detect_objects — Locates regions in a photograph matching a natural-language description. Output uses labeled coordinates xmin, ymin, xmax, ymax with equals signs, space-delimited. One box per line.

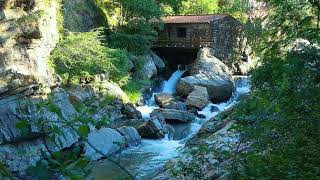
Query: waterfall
xmin=136 ymin=69 xmax=185 ymax=118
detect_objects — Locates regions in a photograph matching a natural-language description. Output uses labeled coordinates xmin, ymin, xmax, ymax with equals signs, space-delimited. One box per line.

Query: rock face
xmin=133 ymin=52 xmax=166 ymax=79
xmin=62 ymin=0 xmax=105 ymax=32
xmin=0 ymin=88 xmax=79 ymax=172
xmin=185 ymin=85 xmax=210 ymax=110
xmin=116 ymin=126 xmax=142 ymax=146
xmin=0 ymin=0 xmax=59 ymax=96
xmin=150 ymin=109 xmax=195 ymax=123
xmin=177 ymin=48 xmax=234 ymax=103
xmin=137 ymin=116 xmax=167 ymax=139
xmin=84 ymin=128 xmax=125 ymax=161
xmin=154 ymin=93 xmax=174 ymax=107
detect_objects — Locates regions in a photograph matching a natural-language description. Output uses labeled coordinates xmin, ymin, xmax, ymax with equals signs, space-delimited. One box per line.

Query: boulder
xmin=163 ymin=101 xmax=187 ymax=111
xmin=185 ymin=85 xmax=210 ymax=110
xmin=150 ymin=109 xmax=195 ymax=123
xmin=116 ymin=126 xmax=142 ymax=146
xmin=137 ymin=116 xmax=167 ymax=139
xmin=121 ymin=103 xmax=142 ymax=119
xmin=69 ymin=85 xmax=96 ymax=103
xmin=139 ymin=55 xmax=158 ymax=79
xmin=151 ymin=52 xmax=165 ymax=69
xmin=84 ymin=128 xmax=125 ymax=161
xmin=154 ymin=93 xmax=175 ymax=107
xmin=177 ymin=48 xmax=234 ymax=103
xmin=99 ymin=82 xmax=130 ymax=103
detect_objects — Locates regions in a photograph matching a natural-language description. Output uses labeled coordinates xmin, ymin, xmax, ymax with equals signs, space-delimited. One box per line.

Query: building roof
xmin=163 ymin=14 xmax=228 ymax=24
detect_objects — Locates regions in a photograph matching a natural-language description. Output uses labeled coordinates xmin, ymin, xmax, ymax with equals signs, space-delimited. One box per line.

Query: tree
xmin=178 ymin=0 xmax=220 ymax=15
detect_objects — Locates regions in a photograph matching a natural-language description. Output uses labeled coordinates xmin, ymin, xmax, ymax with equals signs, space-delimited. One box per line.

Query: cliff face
xmin=0 ymin=0 xmax=70 ymax=173
xmin=0 ymin=0 xmax=59 ymax=99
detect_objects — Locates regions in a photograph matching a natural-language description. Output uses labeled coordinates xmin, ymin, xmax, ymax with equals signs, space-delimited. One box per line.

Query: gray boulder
xmin=154 ymin=93 xmax=175 ymax=107
xmin=151 ymin=52 xmax=165 ymax=69
xmin=121 ymin=103 xmax=142 ymax=119
xmin=141 ymin=55 xmax=158 ymax=79
xmin=163 ymin=101 xmax=187 ymax=111
xmin=116 ymin=126 xmax=142 ymax=146
xmin=137 ymin=116 xmax=167 ymax=139
xmin=150 ymin=109 xmax=196 ymax=123
xmin=185 ymin=85 xmax=210 ymax=110
xmin=177 ymin=48 xmax=234 ymax=103
xmin=69 ymin=85 xmax=96 ymax=103
xmin=84 ymin=128 xmax=125 ymax=161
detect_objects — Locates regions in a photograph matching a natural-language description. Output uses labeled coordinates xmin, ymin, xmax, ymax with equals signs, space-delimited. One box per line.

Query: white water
xmin=93 ymin=71 xmax=250 ymax=180
xmin=136 ymin=70 xmax=185 ymax=118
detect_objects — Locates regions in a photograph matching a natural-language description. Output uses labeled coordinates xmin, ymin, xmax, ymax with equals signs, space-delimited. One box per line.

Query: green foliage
xmin=0 ymin=162 xmax=12 ymax=180
xmin=179 ymin=0 xmax=220 ymax=15
xmin=229 ymin=0 xmax=320 ymax=179
xmin=28 ymin=148 xmax=91 ymax=180
xmin=96 ymin=0 xmax=167 ymax=54
xmin=50 ymin=28 xmax=131 ymax=86
xmin=123 ymin=79 xmax=151 ymax=103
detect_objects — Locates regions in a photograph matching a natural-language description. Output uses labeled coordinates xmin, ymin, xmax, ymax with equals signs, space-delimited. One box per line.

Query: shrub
xmin=49 ymin=28 xmax=131 ymax=85
xmin=123 ymin=79 xmax=151 ymax=103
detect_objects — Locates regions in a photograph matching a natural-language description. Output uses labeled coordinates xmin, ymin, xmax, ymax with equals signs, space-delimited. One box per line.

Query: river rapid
xmin=92 ymin=70 xmax=250 ymax=180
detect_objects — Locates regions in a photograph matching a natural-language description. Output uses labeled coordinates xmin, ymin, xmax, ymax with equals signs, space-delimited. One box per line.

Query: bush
xmin=123 ymin=79 xmax=151 ymax=103
xmin=49 ymin=28 xmax=131 ymax=85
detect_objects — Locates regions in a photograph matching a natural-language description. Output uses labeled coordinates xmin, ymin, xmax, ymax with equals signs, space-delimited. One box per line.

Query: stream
xmin=92 ymin=70 xmax=250 ymax=180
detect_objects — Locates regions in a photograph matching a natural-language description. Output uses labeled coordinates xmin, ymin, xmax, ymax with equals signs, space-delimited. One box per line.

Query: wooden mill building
xmin=153 ymin=14 xmax=241 ymax=49
xmin=152 ymin=14 xmax=244 ymax=65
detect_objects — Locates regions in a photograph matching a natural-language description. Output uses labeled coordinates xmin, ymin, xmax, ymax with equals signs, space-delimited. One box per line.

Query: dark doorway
xmin=177 ymin=27 xmax=187 ymax=38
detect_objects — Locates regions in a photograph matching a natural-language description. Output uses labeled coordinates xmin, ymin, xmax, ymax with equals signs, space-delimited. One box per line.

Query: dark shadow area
xmin=152 ymin=47 xmax=199 ymax=68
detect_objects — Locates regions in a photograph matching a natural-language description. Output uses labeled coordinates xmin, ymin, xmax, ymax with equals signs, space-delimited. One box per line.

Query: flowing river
xmin=92 ymin=70 xmax=250 ymax=180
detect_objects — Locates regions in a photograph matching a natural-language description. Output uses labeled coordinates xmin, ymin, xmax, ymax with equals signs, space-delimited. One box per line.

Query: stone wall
xmin=210 ymin=16 xmax=250 ymax=74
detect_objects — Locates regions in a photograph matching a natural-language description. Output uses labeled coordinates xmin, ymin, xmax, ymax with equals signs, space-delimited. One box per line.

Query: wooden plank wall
xmin=153 ymin=23 xmax=214 ymax=48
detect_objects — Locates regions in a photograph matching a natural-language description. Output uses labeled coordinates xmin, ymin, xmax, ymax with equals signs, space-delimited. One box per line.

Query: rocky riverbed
xmin=91 ymin=48 xmax=251 ymax=180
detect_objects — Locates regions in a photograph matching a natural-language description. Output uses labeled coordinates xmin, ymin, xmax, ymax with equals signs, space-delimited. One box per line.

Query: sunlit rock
xmin=177 ymin=48 xmax=234 ymax=103
xmin=117 ymin=126 xmax=142 ymax=146
xmin=84 ymin=128 xmax=125 ymax=161
xmin=185 ymin=85 xmax=210 ymax=110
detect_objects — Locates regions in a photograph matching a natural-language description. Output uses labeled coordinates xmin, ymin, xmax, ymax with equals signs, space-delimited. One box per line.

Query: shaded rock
xmin=151 ymin=52 xmax=165 ymax=69
xmin=177 ymin=48 xmax=234 ymax=103
xmin=112 ymin=119 xmax=145 ymax=130
xmin=121 ymin=103 xmax=142 ymax=119
xmin=163 ymin=101 xmax=187 ymax=111
xmin=154 ymin=93 xmax=174 ymax=107
xmin=185 ymin=85 xmax=209 ymax=110
xmin=151 ymin=109 xmax=195 ymax=123
xmin=116 ymin=126 xmax=141 ymax=146
xmin=84 ymin=128 xmax=125 ymax=161
xmin=139 ymin=55 xmax=158 ymax=79
xmin=211 ymin=105 xmax=220 ymax=112
xmin=69 ymin=85 xmax=96 ymax=103
xmin=137 ymin=116 xmax=167 ymax=139
xmin=0 ymin=88 xmax=79 ymax=172
xmin=188 ymin=107 xmax=206 ymax=119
